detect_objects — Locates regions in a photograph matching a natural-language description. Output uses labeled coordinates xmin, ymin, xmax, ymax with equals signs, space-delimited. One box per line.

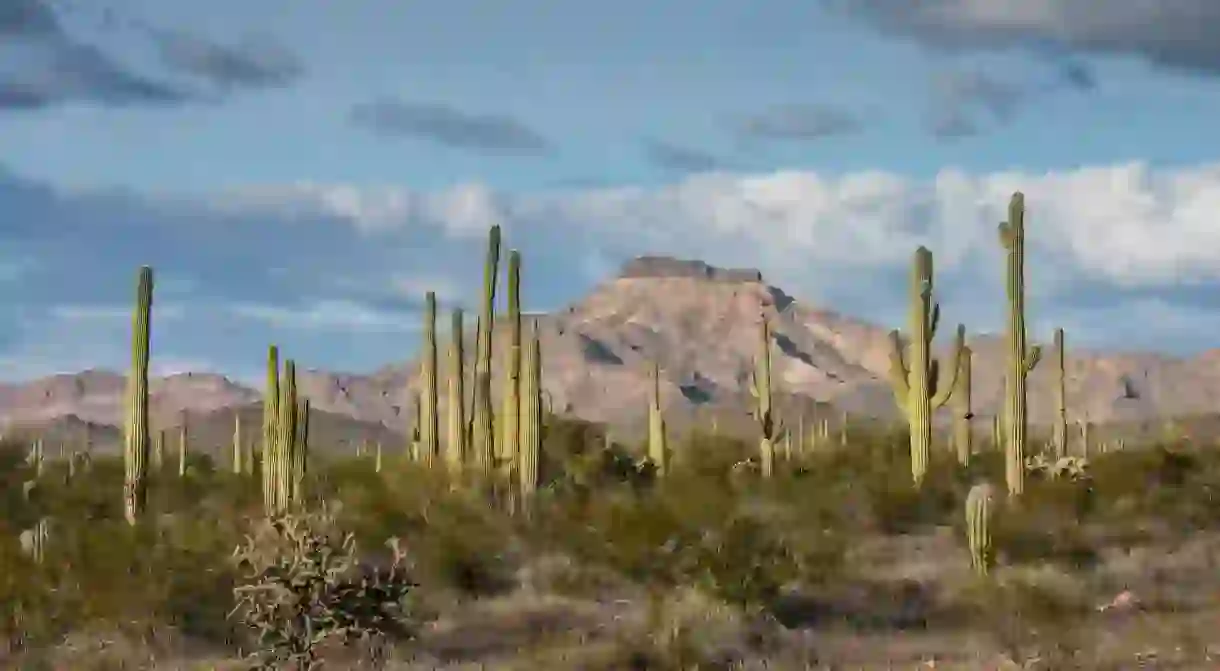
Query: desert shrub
xmin=230 ymin=510 xmax=418 ymax=670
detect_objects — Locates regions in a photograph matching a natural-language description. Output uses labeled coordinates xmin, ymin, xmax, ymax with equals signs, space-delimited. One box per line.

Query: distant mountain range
xmin=3 ymin=256 xmax=1217 ymax=456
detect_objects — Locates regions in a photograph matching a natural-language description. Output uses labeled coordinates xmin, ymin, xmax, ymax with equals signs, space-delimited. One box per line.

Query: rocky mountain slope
xmin=3 ymin=256 xmax=1218 ymax=454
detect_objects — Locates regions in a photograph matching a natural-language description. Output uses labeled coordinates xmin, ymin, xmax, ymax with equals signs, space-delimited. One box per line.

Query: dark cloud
xmin=151 ymin=31 xmax=304 ymax=91
xmin=349 ymin=99 xmax=551 ymax=155
xmin=832 ymin=0 xmax=1220 ymax=76
xmin=733 ymin=104 xmax=863 ymax=141
xmin=0 ymin=0 xmax=303 ymax=112
xmin=926 ymin=69 xmax=1025 ymax=139
xmin=641 ymin=139 xmax=722 ymax=172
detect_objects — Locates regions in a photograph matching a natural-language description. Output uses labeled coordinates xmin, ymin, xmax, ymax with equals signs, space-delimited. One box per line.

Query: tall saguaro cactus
xmin=446 ymin=308 xmax=467 ymax=474
xmin=419 ymin=292 xmax=440 ymax=466
xmin=749 ymin=317 xmax=784 ymax=479
xmin=887 ymin=247 xmax=964 ymax=485
xmin=471 ymin=226 xmax=501 ymax=471
xmin=953 ymin=344 xmax=974 ymax=466
xmin=518 ymin=320 xmax=542 ymax=498
xmin=268 ymin=359 xmax=299 ymax=515
xmin=647 ymin=361 xmax=668 ymax=475
xmin=260 ymin=345 xmax=280 ymax=509
xmin=498 ymin=251 xmax=522 ymax=478
xmin=123 ymin=266 xmax=153 ymax=526
xmin=1052 ymin=327 xmax=1067 ymax=459
xmin=999 ymin=193 xmax=1042 ymax=496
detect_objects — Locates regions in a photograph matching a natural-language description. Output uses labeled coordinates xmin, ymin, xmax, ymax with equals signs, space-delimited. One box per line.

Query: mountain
xmin=2 ymin=256 xmax=1218 ymax=454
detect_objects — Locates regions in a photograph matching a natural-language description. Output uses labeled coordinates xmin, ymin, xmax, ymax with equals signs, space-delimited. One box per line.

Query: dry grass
xmin=2 ymin=423 xmax=1220 ymax=669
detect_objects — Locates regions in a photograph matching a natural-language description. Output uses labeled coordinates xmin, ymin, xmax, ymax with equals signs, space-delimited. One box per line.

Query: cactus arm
xmin=887 ymin=330 xmax=910 ymax=403
xmin=931 ymin=324 xmax=966 ymax=409
xmin=1025 ymin=344 xmax=1042 ymax=373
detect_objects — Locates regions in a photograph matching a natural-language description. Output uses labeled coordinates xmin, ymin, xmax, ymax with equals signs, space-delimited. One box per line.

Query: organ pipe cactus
xmin=471 ymin=225 xmax=501 ymax=471
xmin=518 ymin=320 xmax=542 ymax=498
xmin=1052 ymin=327 xmax=1067 ymax=459
xmin=123 ymin=265 xmax=153 ymax=526
xmin=419 ymin=292 xmax=440 ymax=466
xmin=446 ymin=309 xmax=467 ymax=474
xmin=965 ymin=482 xmax=997 ymax=576
xmin=749 ymin=317 xmax=784 ymax=478
xmin=952 ymin=345 xmax=974 ymax=466
xmin=887 ymin=247 xmax=964 ymax=486
xmin=1000 ymin=193 xmax=1042 ymax=496
xmin=260 ymin=345 xmax=280 ymax=508
xmin=647 ymin=361 xmax=668 ymax=475
xmin=498 ymin=251 xmax=522 ymax=477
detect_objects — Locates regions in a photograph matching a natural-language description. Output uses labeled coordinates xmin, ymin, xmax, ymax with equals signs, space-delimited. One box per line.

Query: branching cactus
xmin=965 ymin=482 xmax=997 ymax=577
xmin=887 ymin=247 xmax=964 ymax=486
xmin=446 ymin=308 xmax=467 ymax=474
xmin=471 ymin=225 xmax=501 ymax=472
xmin=952 ymin=344 xmax=974 ymax=466
xmin=419 ymin=292 xmax=440 ymax=466
xmin=749 ymin=317 xmax=784 ymax=478
xmin=123 ymin=265 xmax=153 ymax=526
xmin=498 ymin=250 xmax=522 ymax=478
xmin=518 ymin=320 xmax=542 ymax=498
xmin=999 ymin=193 xmax=1043 ymax=497
xmin=261 ymin=345 xmax=280 ymax=510
xmin=647 ymin=361 xmax=668 ymax=475
xmin=1052 ymin=327 xmax=1067 ymax=459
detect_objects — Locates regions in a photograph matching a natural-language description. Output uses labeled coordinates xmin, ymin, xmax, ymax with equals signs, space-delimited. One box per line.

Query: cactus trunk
xmin=446 ymin=309 xmax=467 ymax=475
xmin=647 ymin=361 xmax=668 ymax=475
xmin=123 ymin=266 xmax=153 ymax=526
xmin=260 ymin=345 xmax=280 ymax=514
xmin=498 ymin=251 xmax=522 ymax=479
xmin=518 ymin=320 xmax=542 ymax=499
xmin=952 ymin=345 xmax=974 ymax=466
xmin=233 ymin=413 xmax=243 ymax=475
xmin=749 ymin=318 xmax=782 ymax=478
xmin=887 ymin=247 xmax=964 ymax=486
xmin=270 ymin=360 xmax=298 ymax=514
xmin=471 ymin=226 xmax=501 ymax=472
xmin=419 ymin=292 xmax=440 ymax=466
xmin=966 ymin=482 xmax=997 ymax=576
xmin=999 ymin=193 xmax=1042 ymax=497
xmin=293 ymin=398 xmax=310 ymax=502
xmin=1052 ymin=327 xmax=1067 ymax=459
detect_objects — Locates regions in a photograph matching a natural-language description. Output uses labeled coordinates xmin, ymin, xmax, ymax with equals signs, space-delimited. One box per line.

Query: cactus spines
xmin=123 ymin=265 xmax=153 ymax=526
xmin=471 ymin=225 xmax=501 ymax=472
xmin=419 ymin=291 xmax=440 ymax=466
xmin=952 ymin=344 xmax=974 ymax=466
xmin=1052 ymin=327 xmax=1067 ymax=459
xmin=446 ymin=308 xmax=467 ymax=474
xmin=749 ymin=317 xmax=783 ymax=478
xmin=887 ymin=247 xmax=964 ymax=485
xmin=498 ymin=250 xmax=522 ymax=477
xmin=647 ymin=361 xmax=668 ymax=475
xmin=518 ymin=320 xmax=542 ymax=498
xmin=260 ymin=345 xmax=280 ymax=510
xmin=965 ymin=482 xmax=997 ymax=576
xmin=999 ymin=193 xmax=1042 ymax=497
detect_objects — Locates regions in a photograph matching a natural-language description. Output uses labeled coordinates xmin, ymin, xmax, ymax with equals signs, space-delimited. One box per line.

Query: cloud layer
xmin=349 ymin=99 xmax=551 ymax=155
xmin=4 ymin=158 xmax=1220 ymax=379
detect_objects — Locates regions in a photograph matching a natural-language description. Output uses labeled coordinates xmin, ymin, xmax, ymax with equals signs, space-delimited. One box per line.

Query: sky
xmin=3 ymin=0 xmax=1220 ymax=383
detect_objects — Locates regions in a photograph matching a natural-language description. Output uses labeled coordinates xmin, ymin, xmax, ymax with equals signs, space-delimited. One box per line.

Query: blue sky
xmin=3 ymin=0 xmax=1220 ymax=381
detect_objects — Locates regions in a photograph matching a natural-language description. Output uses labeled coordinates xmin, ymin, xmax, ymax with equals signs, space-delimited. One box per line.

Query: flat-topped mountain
xmin=3 ymin=256 xmax=1218 ymax=452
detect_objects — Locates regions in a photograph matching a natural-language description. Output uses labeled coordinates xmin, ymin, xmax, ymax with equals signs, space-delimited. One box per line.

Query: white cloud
xmin=228 ymin=300 xmax=419 ymax=332
xmin=46 ymin=303 xmax=186 ymax=322
xmin=208 ymin=161 xmax=1220 ymax=290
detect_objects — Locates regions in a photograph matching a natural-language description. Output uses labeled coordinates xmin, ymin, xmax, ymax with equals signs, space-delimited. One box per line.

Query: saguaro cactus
xmin=178 ymin=413 xmax=188 ymax=477
xmin=952 ymin=345 xmax=974 ymax=466
xmin=260 ymin=345 xmax=280 ymax=508
xmin=446 ymin=309 xmax=467 ymax=474
xmin=471 ymin=225 xmax=501 ymax=471
xmin=999 ymin=193 xmax=1042 ymax=496
xmin=1052 ymin=327 xmax=1067 ymax=459
xmin=269 ymin=359 xmax=299 ymax=514
xmin=293 ymin=398 xmax=310 ymax=501
xmin=498 ymin=251 xmax=522 ymax=478
xmin=518 ymin=320 xmax=542 ymax=498
xmin=749 ymin=317 xmax=784 ymax=478
xmin=647 ymin=361 xmax=668 ymax=475
xmin=419 ymin=292 xmax=440 ymax=466
xmin=233 ymin=413 xmax=243 ymax=475
xmin=123 ymin=266 xmax=153 ymax=526
xmin=887 ymin=247 xmax=964 ymax=485
xmin=965 ymin=482 xmax=997 ymax=576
